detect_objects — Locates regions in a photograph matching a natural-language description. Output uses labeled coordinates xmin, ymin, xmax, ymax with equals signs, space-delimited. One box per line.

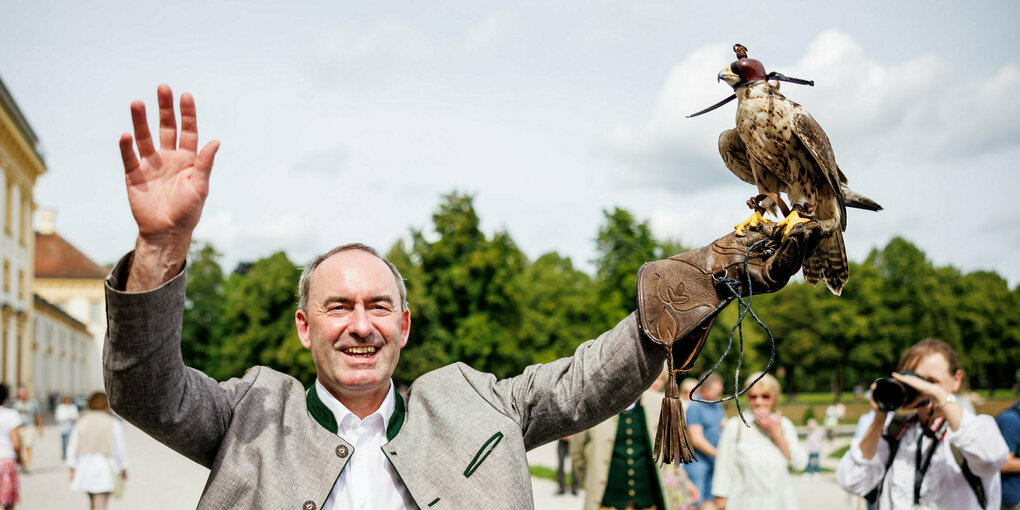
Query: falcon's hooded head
xmin=718 ymin=53 xmax=767 ymax=89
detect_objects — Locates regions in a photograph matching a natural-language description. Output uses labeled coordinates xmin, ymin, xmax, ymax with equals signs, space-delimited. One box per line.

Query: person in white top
xmin=0 ymin=384 xmax=21 ymax=509
xmin=836 ymin=337 xmax=1008 ymax=510
xmin=55 ymin=396 xmax=80 ymax=461
xmin=711 ymin=373 xmax=807 ymax=510
xmin=66 ymin=392 xmax=128 ymax=510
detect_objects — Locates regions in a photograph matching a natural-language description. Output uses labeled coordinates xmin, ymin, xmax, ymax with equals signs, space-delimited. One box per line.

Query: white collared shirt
xmin=837 ymin=410 xmax=1008 ymax=510
xmin=315 ymin=379 xmax=415 ymax=510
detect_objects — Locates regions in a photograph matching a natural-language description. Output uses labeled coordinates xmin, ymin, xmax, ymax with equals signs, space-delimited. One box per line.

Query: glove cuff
xmin=636 ymin=256 xmax=732 ymax=369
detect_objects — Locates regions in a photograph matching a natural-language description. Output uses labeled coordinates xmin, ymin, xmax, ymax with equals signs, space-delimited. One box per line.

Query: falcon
xmin=708 ymin=44 xmax=881 ymax=295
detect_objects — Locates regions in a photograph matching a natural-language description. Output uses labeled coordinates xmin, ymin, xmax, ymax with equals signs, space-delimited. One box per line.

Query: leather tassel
xmin=653 ymin=345 xmax=698 ymax=465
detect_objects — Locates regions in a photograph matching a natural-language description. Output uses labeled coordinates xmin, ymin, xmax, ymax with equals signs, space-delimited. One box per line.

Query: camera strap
xmin=913 ymin=416 xmax=947 ymax=506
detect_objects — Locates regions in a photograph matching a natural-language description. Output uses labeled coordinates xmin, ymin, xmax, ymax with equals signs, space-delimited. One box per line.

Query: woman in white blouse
xmin=66 ymin=392 xmax=128 ymax=510
xmin=711 ymin=373 xmax=807 ymax=510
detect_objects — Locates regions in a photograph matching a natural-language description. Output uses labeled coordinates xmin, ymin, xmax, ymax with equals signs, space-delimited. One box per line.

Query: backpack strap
xmin=949 ymin=443 xmax=988 ymax=508
xmin=864 ymin=413 xmax=911 ymax=504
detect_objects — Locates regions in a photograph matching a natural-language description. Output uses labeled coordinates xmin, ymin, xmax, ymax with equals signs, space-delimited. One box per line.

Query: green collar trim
xmin=387 ymin=391 xmax=405 ymax=441
xmin=306 ymin=383 xmax=406 ymax=440
xmin=307 ymin=384 xmax=338 ymax=434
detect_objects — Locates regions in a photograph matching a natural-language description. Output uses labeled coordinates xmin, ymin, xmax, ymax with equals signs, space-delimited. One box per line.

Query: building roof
xmin=0 ymin=73 xmax=44 ymax=164
xmin=34 ymin=232 xmax=108 ymax=279
xmin=33 ymin=293 xmax=89 ymax=332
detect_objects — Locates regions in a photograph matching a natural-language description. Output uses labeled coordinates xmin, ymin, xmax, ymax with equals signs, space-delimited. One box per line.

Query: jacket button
xmin=303 ymin=501 xmax=316 ymax=510
xmin=336 ymin=444 xmax=349 ymax=458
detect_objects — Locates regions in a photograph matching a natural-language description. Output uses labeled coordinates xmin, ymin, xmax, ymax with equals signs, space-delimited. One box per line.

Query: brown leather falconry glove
xmin=636 ymin=220 xmax=824 ymax=465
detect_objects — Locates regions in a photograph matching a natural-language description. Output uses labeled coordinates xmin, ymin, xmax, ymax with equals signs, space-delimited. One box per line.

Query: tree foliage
xmin=179 ymin=198 xmax=1020 ymax=397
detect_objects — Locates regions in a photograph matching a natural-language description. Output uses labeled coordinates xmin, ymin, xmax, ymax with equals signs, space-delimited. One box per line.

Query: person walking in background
xmin=0 ymin=385 xmax=21 ymax=510
xmin=805 ymin=418 xmax=825 ymax=478
xmin=554 ymin=436 xmax=578 ymax=496
xmin=67 ymin=393 xmax=128 ymax=510
xmin=11 ymin=389 xmax=40 ymax=474
xmin=711 ymin=373 xmax=806 ymax=510
xmin=684 ymin=372 xmax=726 ymax=510
xmin=55 ymin=396 xmax=80 ymax=461
xmin=823 ymin=400 xmax=845 ymax=441
xmin=997 ymin=400 xmax=1020 ymax=509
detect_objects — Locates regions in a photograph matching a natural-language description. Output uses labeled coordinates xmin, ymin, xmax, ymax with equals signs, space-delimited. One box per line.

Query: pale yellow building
xmin=0 ymin=75 xmax=44 ymax=392
xmin=34 ymin=216 xmax=107 ymax=391
xmin=32 ymin=294 xmax=92 ymax=399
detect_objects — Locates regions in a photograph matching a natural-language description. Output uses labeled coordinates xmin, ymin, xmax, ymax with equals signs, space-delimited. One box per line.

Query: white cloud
xmin=305 ymin=19 xmax=436 ymax=88
xmin=464 ymin=11 xmax=520 ymax=54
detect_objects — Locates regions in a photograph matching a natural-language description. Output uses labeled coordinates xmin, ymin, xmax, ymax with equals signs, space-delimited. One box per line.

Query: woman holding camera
xmin=711 ymin=373 xmax=807 ymax=510
xmin=836 ymin=338 xmax=1008 ymax=509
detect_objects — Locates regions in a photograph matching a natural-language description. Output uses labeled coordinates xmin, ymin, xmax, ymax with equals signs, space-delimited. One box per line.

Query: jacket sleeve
xmin=103 ymin=251 xmax=257 ymax=468
xmin=462 ymin=312 xmax=669 ymax=450
xmin=949 ymin=413 xmax=1009 ymax=478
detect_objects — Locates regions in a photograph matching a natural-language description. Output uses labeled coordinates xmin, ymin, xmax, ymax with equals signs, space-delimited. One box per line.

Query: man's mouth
xmin=341 ymin=346 xmax=378 ymax=358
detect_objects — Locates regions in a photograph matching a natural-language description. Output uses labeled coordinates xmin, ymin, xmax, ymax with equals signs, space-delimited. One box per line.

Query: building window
xmin=89 ymin=301 xmax=101 ymax=324
xmin=17 ymin=270 xmax=23 ymax=302
xmin=2 ymin=260 xmax=8 ymax=293
xmin=3 ymin=176 xmax=11 ymax=235
xmin=19 ymin=194 xmax=28 ymax=246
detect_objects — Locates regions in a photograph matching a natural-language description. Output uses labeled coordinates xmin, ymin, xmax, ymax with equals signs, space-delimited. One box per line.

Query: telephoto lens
xmin=872 ymin=370 xmax=922 ymax=412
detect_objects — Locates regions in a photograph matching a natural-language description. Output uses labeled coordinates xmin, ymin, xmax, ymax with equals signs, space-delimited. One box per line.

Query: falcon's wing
xmin=791 ymin=112 xmax=847 ymax=230
xmin=718 ymin=128 xmax=755 ymax=186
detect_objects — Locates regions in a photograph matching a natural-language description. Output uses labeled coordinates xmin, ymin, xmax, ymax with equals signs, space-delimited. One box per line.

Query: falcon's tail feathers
xmin=802 ymin=229 xmax=848 ymax=296
xmin=840 ymin=185 xmax=883 ymax=212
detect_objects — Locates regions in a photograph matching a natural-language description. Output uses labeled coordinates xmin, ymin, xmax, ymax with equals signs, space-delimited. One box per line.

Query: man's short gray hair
xmin=297 ymin=243 xmax=408 ymax=313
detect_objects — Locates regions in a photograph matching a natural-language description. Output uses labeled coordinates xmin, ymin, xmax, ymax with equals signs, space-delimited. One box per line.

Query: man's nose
xmin=349 ymin=306 xmax=372 ymax=338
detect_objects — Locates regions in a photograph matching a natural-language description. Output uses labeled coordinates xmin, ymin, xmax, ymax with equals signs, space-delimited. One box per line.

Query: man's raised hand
xmin=119 ymin=85 xmax=219 ymax=291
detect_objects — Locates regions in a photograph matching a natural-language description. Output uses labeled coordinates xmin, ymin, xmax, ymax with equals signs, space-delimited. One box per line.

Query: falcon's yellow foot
xmin=776 ymin=209 xmax=810 ymax=238
xmin=734 ymin=210 xmax=770 ymax=236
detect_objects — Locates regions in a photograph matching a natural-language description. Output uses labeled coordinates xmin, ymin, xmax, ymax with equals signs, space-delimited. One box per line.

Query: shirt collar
xmin=314 ymin=378 xmax=396 ymax=433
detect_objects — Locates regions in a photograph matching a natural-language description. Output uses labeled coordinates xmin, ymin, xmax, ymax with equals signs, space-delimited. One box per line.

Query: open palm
xmin=119 ymin=84 xmax=219 ymax=245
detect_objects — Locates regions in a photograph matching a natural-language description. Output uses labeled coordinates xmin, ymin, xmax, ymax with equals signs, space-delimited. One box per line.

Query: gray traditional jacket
xmin=104 ymin=253 xmax=671 ymax=509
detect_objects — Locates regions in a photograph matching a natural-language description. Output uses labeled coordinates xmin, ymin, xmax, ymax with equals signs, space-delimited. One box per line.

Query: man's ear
xmin=951 ymin=369 xmax=963 ymax=393
xmin=296 ymin=309 xmax=312 ymax=349
xmin=399 ymin=308 xmax=411 ymax=348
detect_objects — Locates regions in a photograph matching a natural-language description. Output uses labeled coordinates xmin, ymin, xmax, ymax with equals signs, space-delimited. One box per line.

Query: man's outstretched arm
xmin=118 ymin=84 xmax=219 ymax=291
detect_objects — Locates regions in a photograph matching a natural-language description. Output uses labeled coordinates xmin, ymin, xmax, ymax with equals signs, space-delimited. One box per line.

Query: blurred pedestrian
xmin=0 ymin=384 xmax=20 ymax=509
xmin=805 ymin=418 xmax=825 ymax=478
xmin=67 ymin=392 xmax=128 ymax=510
xmin=55 ymin=396 xmax=79 ymax=460
xmin=684 ymin=372 xmax=726 ymax=510
xmin=997 ymin=400 xmax=1020 ymax=510
xmin=554 ymin=436 xmax=578 ymax=496
xmin=11 ymin=389 xmax=40 ymax=474
xmin=680 ymin=378 xmax=698 ymax=411
xmin=711 ymin=373 xmax=806 ymax=510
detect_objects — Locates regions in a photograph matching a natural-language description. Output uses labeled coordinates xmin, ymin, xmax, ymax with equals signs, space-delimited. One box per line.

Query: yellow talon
xmin=734 ymin=210 xmax=770 ymax=236
xmin=776 ymin=209 xmax=810 ymax=237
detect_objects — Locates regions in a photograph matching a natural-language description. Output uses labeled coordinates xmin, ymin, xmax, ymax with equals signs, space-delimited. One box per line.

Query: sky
xmin=1 ymin=1 xmax=1018 ymax=287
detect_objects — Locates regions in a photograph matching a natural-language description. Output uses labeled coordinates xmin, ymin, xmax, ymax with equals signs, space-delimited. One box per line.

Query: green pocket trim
xmin=463 ymin=431 xmax=504 ymax=478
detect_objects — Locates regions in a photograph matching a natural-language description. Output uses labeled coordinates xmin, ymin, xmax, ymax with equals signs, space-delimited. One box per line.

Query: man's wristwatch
xmin=940 ymin=393 xmax=957 ymax=407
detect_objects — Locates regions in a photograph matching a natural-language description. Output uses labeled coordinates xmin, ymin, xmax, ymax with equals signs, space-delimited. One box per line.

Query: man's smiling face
xmin=296 ymin=249 xmax=410 ymax=403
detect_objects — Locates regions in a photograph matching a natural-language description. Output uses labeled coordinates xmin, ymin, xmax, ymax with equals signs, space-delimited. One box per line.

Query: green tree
xmin=593 ymin=208 xmax=659 ymax=330
xmin=212 ymin=252 xmax=308 ymax=382
xmin=182 ymin=242 xmax=225 ymax=374
xmin=515 ymin=252 xmax=600 ymax=364
xmin=392 ymin=192 xmax=527 ymax=384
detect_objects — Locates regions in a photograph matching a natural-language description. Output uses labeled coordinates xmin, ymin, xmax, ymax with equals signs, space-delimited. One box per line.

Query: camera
xmin=872 ymin=371 xmax=927 ymax=412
